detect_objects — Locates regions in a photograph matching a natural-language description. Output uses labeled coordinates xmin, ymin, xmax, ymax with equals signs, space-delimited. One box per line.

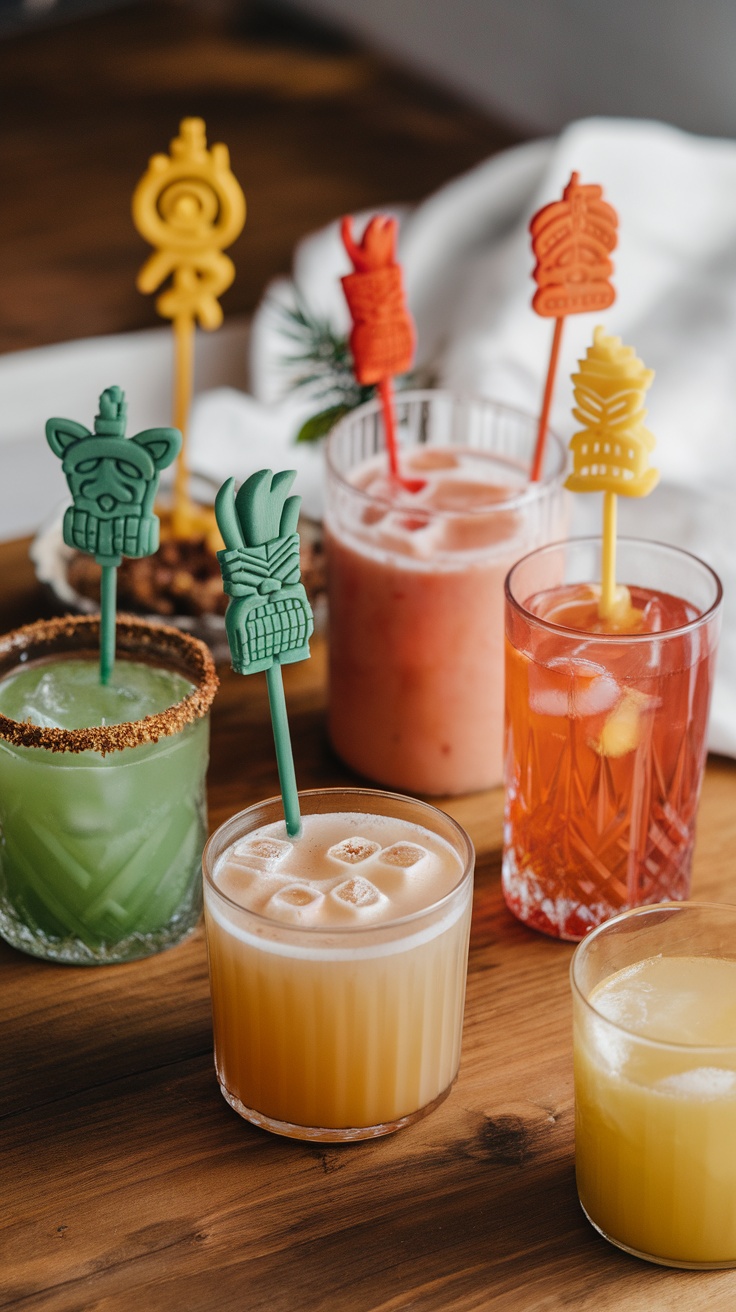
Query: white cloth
xmin=189 ymin=117 xmax=736 ymax=756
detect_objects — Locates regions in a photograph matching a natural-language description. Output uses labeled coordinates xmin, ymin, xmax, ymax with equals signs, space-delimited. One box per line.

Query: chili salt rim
xmin=0 ymin=614 xmax=218 ymax=754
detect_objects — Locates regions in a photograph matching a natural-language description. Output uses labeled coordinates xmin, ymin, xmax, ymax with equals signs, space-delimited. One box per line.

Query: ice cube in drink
xmin=203 ymin=791 xmax=474 ymax=1141
xmin=503 ymin=540 xmax=722 ymax=941
xmin=574 ymin=951 xmax=736 ymax=1266
xmin=326 ymin=393 xmax=567 ymax=795
xmin=0 ymin=616 xmax=216 ymax=964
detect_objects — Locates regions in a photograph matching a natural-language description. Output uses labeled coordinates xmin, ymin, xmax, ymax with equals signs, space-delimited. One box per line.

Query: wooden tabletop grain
xmin=2 ymin=537 xmax=736 ymax=1312
xmin=2 ymin=4 xmax=736 ymax=1308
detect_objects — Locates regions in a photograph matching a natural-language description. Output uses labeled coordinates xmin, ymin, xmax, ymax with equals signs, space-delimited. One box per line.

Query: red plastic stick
xmin=530 ymin=317 xmax=564 ymax=483
xmin=378 ymin=377 xmax=400 ymax=479
xmin=528 ymin=172 xmax=618 ymax=481
xmin=341 ymin=215 xmax=421 ymax=490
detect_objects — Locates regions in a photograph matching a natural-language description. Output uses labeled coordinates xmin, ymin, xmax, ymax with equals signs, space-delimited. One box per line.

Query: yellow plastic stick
xmin=132 ymin=118 xmax=246 ymax=541
xmin=172 ymin=313 xmax=195 ymax=532
xmin=565 ymin=327 xmax=659 ymax=622
xmin=600 ymin=490 xmax=617 ymax=619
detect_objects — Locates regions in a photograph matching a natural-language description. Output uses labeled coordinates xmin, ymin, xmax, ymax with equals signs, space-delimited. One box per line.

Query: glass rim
xmin=0 ymin=613 xmax=218 ymax=755
xmin=202 ymin=785 xmax=475 ymax=937
xmin=505 ymin=535 xmax=723 ymax=643
xmin=570 ymin=901 xmax=736 ymax=1052
xmin=325 ymin=387 xmax=568 ymax=518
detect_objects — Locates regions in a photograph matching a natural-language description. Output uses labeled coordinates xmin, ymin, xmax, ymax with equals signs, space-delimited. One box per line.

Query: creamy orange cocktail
xmin=326 ymin=391 xmax=567 ymax=796
xmin=202 ymin=788 xmax=474 ymax=1141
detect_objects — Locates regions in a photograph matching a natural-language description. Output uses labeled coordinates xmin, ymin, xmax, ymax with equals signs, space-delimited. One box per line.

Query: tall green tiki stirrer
xmin=46 ymin=387 xmax=181 ymax=684
xmin=215 ymin=469 xmax=314 ymax=837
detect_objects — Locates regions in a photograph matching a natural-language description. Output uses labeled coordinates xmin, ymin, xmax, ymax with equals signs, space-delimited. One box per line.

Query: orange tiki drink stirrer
xmin=341 ymin=214 xmax=419 ymax=490
xmin=132 ymin=118 xmax=246 ymax=540
xmin=529 ymin=172 xmax=618 ymax=482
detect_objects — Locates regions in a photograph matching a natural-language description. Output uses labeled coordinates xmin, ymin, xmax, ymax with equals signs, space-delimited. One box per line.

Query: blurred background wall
xmin=6 ymin=0 xmax=736 ymax=138
xmin=265 ymin=0 xmax=736 ymax=137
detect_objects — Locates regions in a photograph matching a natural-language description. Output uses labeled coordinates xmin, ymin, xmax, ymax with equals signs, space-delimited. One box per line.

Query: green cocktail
xmin=0 ymin=615 xmax=217 ymax=964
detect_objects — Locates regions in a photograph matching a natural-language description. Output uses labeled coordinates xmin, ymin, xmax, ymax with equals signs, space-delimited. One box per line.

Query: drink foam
xmin=213 ymin=810 xmax=465 ymax=930
xmin=332 ymin=447 xmax=529 ymax=569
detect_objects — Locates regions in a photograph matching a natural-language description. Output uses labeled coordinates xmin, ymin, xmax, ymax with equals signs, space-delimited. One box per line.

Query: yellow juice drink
xmin=572 ymin=906 xmax=736 ymax=1268
xmin=202 ymin=789 xmax=474 ymax=1141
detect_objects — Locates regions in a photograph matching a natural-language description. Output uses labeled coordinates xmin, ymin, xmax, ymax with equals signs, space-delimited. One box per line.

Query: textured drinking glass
xmin=202 ymin=786 xmax=474 ymax=1142
xmin=504 ymin=538 xmax=722 ymax=940
xmin=325 ymin=389 xmax=568 ymax=795
xmin=0 ymin=614 xmax=217 ymax=964
xmin=572 ymin=903 xmax=736 ymax=1268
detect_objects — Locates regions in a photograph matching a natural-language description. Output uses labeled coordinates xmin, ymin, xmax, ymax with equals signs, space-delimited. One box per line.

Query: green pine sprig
xmin=274 ymin=294 xmax=427 ymax=443
xmin=275 ymin=295 xmax=374 ymax=442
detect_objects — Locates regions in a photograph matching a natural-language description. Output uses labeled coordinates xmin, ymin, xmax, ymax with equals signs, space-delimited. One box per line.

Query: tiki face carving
xmin=46 ymin=387 xmax=181 ymax=566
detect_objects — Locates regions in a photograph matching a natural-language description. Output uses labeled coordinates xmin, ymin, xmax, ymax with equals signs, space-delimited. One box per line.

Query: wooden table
xmin=2 ymin=5 xmax=736 ymax=1307
xmin=1 ymin=539 xmax=736 ymax=1311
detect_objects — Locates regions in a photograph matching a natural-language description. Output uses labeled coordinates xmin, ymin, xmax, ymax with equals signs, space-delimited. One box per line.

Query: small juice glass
xmin=503 ymin=538 xmax=722 ymax=940
xmin=0 ymin=614 xmax=217 ymax=964
xmin=202 ymin=786 xmax=474 ymax=1141
xmin=325 ymin=390 xmax=568 ymax=795
xmin=572 ymin=902 xmax=736 ymax=1268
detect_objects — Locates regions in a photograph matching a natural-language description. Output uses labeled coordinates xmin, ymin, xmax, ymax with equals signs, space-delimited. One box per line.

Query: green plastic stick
xmin=99 ymin=565 xmax=117 ymax=687
xmin=46 ymin=387 xmax=181 ymax=684
xmin=215 ymin=469 xmax=314 ymax=838
xmin=265 ymin=666 xmax=301 ymax=837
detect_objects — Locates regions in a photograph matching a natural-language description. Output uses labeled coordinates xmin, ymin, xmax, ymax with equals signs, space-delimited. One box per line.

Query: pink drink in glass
xmin=326 ymin=391 xmax=567 ymax=796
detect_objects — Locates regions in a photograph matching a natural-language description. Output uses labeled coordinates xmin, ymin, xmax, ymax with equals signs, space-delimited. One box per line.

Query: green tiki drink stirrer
xmin=46 ymin=387 xmax=181 ymax=684
xmin=215 ymin=469 xmax=314 ymax=837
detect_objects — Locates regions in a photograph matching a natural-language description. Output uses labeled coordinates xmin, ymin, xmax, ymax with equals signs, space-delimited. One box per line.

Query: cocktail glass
xmin=325 ymin=389 xmax=568 ymax=795
xmin=503 ymin=538 xmax=722 ymax=940
xmin=202 ymin=786 xmax=474 ymax=1141
xmin=572 ymin=902 xmax=736 ymax=1268
xmin=0 ymin=614 xmax=217 ymax=964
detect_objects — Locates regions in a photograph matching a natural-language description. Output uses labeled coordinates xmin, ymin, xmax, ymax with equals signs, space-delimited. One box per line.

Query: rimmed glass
xmin=325 ymin=389 xmax=568 ymax=795
xmin=0 ymin=613 xmax=217 ymax=964
xmin=202 ymin=786 xmax=475 ymax=1142
xmin=571 ymin=902 xmax=736 ymax=1268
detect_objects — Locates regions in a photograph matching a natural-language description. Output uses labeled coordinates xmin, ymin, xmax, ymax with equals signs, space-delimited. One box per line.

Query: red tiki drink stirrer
xmin=341 ymin=215 xmax=420 ymax=490
xmin=529 ymin=172 xmax=618 ymax=482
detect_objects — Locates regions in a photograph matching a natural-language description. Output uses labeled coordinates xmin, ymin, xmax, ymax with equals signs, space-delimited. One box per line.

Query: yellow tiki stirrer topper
xmin=566 ymin=326 xmax=659 ymax=621
xmin=132 ymin=118 xmax=246 ymax=539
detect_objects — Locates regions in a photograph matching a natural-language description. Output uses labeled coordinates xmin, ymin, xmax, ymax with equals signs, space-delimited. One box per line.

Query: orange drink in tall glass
xmin=503 ymin=538 xmax=722 ymax=940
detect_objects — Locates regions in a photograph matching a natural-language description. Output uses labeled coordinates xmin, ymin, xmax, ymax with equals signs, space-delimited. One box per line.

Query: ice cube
xmin=330 ymin=876 xmax=388 ymax=914
xmin=376 ymin=513 xmax=445 ymax=558
xmin=641 ymin=595 xmax=666 ymax=633
xmin=233 ymin=836 xmax=293 ymax=870
xmin=379 ymin=842 xmax=428 ymax=869
xmin=327 ymin=836 xmax=381 ymax=865
xmin=215 ymin=864 xmax=291 ymax=913
xmin=361 ymin=504 xmax=387 ymax=528
xmin=408 ymin=449 xmax=459 ymax=471
xmin=444 ymin=508 xmax=522 ymax=551
xmin=528 ymin=657 xmax=620 ymax=720
xmin=572 ymin=672 xmax=620 ymax=717
xmin=361 ymin=472 xmax=399 ymax=503
xmin=425 ymin=479 xmax=516 ymax=512
xmin=267 ymin=883 xmax=324 ymax=924
xmin=656 ymin=1068 xmax=736 ymax=1099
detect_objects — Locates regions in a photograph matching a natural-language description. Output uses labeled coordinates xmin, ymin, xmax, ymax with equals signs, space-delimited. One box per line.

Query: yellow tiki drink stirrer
xmin=566 ymin=327 xmax=659 ymax=620
xmin=132 ymin=118 xmax=246 ymax=539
